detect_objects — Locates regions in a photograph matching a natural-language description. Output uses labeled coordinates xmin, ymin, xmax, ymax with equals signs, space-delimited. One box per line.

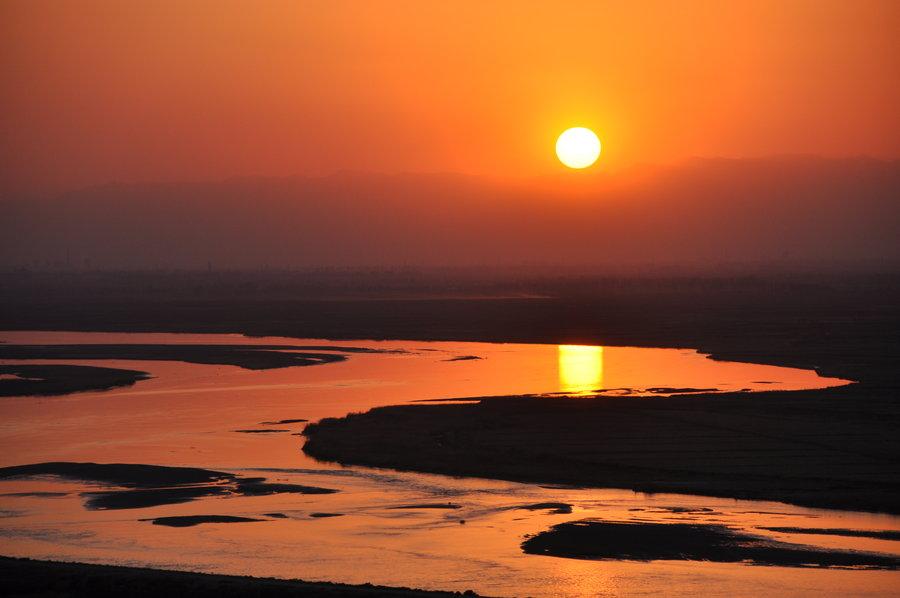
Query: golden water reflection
xmin=558 ymin=345 xmax=604 ymax=393
xmin=0 ymin=332 xmax=874 ymax=598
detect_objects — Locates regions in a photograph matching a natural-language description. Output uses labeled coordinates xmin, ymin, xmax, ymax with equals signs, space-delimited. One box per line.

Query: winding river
xmin=1 ymin=331 xmax=897 ymax=597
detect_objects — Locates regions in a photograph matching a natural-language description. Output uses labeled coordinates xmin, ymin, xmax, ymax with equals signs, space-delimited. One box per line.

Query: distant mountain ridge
xmin=2 ymin=156 xmax=898 ymax=271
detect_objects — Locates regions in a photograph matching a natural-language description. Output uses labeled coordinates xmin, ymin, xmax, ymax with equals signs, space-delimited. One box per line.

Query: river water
xmin=1 ymin=331 xmax=896 ymax=597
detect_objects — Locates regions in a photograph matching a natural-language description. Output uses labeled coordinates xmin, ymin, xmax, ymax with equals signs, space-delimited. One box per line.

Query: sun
xmin=556 ymin=127 xmax=601 ymax=169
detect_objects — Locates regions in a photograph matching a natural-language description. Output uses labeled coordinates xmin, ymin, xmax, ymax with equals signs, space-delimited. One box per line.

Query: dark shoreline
xmin=0 ymin=557 xmax=478 ymax=597
xmin=0 ymin=343 xmax=354 ymax=370
xmin=520 ymin=520 xmax=900 ymax=569
xmin=304 ymin=384 xmax=900 ymax=514
xmin=3 ymin=272 xmax=898 ymax=383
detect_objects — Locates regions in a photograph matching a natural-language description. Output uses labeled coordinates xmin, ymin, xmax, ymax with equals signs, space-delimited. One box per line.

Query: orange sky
xmin=2 ymin=0 xmax=899 ymax=195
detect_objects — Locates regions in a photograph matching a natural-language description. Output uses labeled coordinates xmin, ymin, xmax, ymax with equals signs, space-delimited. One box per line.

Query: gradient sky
xmin=3 ymin=0 xmax=899 ymax=195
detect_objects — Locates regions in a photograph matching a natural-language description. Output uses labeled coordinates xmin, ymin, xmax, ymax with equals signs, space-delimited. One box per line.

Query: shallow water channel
xmin=1 ymin=331 xmax=896 ymax=597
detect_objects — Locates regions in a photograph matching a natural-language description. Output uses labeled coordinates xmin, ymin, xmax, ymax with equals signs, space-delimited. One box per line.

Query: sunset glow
xmin=3 ymin=1 xmax=899 ymax=195
xmin=1 ymin=2 xmax=898 ymax=596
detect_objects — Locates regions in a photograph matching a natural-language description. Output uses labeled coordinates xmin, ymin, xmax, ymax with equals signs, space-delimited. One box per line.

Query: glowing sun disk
xmin=556 ymin=127 xmax=601 ymax=169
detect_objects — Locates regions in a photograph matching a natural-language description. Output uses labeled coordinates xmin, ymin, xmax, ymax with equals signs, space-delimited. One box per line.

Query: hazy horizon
xmin=3 ymin=155 xmax=897 ymax=272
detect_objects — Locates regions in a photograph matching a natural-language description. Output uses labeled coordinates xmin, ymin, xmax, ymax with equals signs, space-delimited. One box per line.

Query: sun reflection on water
xmin=557 ymin=345 xmax=604 ymax=393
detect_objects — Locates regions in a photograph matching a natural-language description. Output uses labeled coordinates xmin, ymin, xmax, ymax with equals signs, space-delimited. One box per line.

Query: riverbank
xmin=304 ymin=384 xmax=900 ymax=514
xmin=0 ymin=557 xmax=478 ymax=597
xmin=2 ymin=272 xmax=898 ymax=383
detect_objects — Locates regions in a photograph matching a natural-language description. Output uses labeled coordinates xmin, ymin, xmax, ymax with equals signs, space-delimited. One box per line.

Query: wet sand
xmin=0 ymin=557 xmax=477 ymax=597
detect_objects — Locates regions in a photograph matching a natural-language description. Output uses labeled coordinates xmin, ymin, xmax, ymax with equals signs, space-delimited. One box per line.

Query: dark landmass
xmin=570 ymin=387 xmax=720 ymax=396
xmin=515 ymin=502 xmax=573 ymax=515
xmin=646 ymin=506 xmax=717 ymax=514
xmin=0 ymin=462 xmax=337 ymax=510
xmin=2 ymin=271 xmax=895 ymax=385
xmin=310 ymin=512 xmax=345 ymax=518
xmin=0 ymin=364 xmax=149 ymax=397
xmin=85 ymin=480 xmax=337 ymax=510
xmin=255 ymin=346 xmax=402 ymax=354
xmin=444 ymin=356 xmax=482 ymax=362
xmin=2 ymin=272 xmax=899 ymax=514
xmin=757 ymin=527 xmax=900 ymax=541
xmin=234 ymin=481 xmax=337 ymax=497
xmin=521 ymin=520 xmax=900 ymax=569
xmin=234 ymin=429 xmax=291 ymax=433
xmin=0 ymin=491 xmax=68 ymax=498
xmin=389 ymin=503 xmax=462 ymax=510
xmin=261 ymin=419 xmax=309 ymax=425
xmin=0 ymin=557 xmax=478 ymax=597
xmin=304 ymin=385 xmax=900 ymax=513
xmin=83 ymin=486 xmax=231 ymax=510
xmin=644 ymin=387 xmax=718 ymax=394
xmin=0 ymin=344 xmax=350 ymax=370
xmin=145 ymin=515 xmax=265 ymax=527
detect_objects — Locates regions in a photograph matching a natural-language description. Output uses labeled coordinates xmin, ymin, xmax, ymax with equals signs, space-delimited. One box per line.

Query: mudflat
xmin=0 ymin=462 xmax=235 ymax=487
xmin=0 ymin=462 xmax=337 ymax=510
xmin=302 ymin=384 xmax=900 ymax=513
xmin=145 ymin=515 xmax=266 ymax=527
xmin=0 ymin=364 xmax=150 ymax=396
xmin=520 ymin=520 xmax=900 ymax=569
